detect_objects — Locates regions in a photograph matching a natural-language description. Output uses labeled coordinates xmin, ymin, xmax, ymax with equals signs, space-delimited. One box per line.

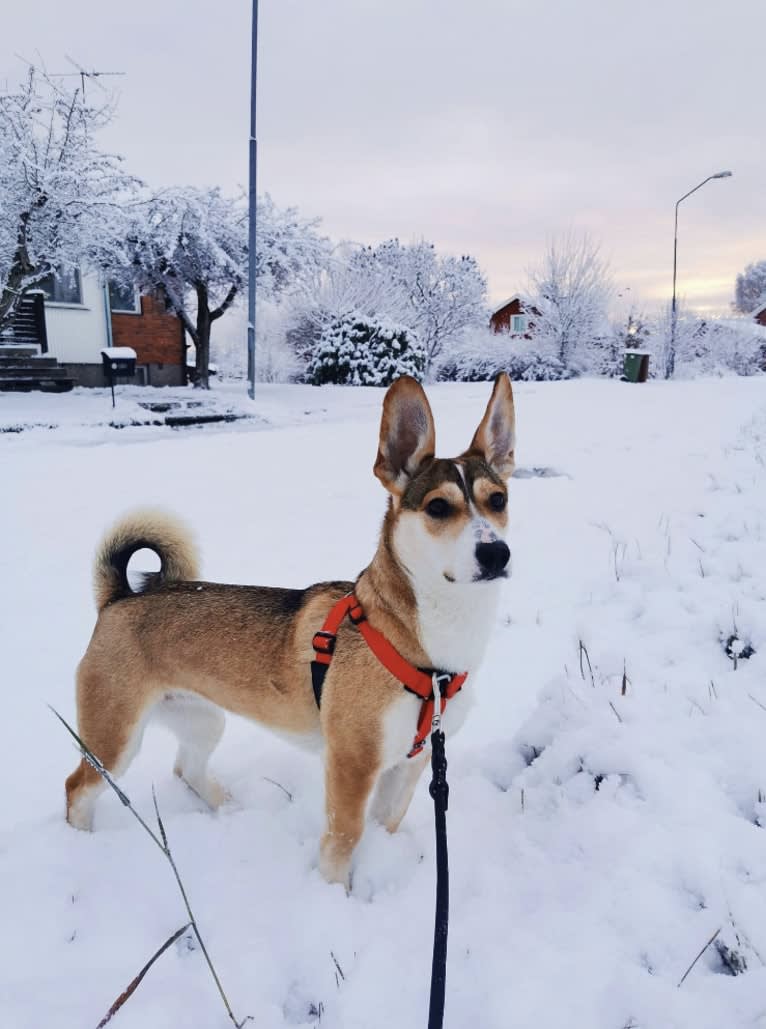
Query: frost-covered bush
xmin=644 ymin=308 xmax=765 ymax=379
xmin=674 ymin=321 xmax=765 ymax=377
xmin=304 ymin=313 xmax=425 ymax=386
xmin=436 ymin=329 xmax=569 ymax=382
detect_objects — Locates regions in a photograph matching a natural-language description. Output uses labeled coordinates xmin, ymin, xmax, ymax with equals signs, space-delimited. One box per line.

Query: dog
xmin=65 ymin=373 xmax=515 ymax=887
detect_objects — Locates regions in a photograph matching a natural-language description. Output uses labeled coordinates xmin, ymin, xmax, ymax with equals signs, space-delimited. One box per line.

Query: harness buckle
xmin=312 ymin=630 xmax=336 ymax=655
xmin=348 ymin=602 xmax=366 ymax=625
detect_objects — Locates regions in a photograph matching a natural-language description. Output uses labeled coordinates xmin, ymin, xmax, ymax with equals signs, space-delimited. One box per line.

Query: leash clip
xmin=431 ymin=672 xmax=451 ymax=734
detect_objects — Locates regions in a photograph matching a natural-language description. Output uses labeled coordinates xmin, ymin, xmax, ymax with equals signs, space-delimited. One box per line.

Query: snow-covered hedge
xmin=303 ymin=313 xmax=425 ymax=386
xmin=638 ymin=312 xmax=765 ymax=380
xmin=436 ymin=330 xmax=569 ymax=382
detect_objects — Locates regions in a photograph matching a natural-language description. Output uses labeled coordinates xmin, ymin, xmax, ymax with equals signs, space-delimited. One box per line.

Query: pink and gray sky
xmin=3 ymin=0 xmax=763 ymax=313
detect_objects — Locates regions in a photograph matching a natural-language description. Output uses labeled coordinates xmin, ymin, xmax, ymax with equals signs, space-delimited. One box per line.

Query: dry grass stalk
xmin=96 ymin=923 xmax=191 ymax=1028
xmin=50 ymin=707 xmax=250 ymax=1028
xmin=677 ymin=928 xmax=721 ymax=988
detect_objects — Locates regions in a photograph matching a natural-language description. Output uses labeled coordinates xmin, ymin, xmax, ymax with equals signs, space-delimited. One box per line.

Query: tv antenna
xmin=53 ymin=55 xmax=126 ymax=95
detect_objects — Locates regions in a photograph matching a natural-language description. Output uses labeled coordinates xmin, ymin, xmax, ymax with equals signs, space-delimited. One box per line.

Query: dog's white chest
xmin=380 ymin=686 xmax=474 ymax=769
xmin=415 ymin=581 xmax=501 ymax=674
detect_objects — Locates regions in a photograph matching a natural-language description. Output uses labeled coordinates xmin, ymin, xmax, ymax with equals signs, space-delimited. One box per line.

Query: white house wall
xmin=45 ymin=272 xmax=109 ymax=363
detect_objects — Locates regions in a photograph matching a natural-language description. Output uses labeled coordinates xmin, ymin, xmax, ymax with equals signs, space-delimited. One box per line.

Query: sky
xmin=2 ymin=0 xmax=764 ymax=314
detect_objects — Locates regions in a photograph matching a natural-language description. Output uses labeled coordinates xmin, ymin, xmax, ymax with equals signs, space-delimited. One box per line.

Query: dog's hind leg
xmin=154 ymin=692 xmax=226 ymax=810
xmin=65 ymin=666 xmax=154 ymax=831
xmin=370 ymin=753 xmax=429 ymax=833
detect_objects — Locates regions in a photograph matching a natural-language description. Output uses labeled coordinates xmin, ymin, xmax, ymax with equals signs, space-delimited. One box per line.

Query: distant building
xmin=0 ymin=269 xmax=186 ymax=391
xmin=489 ymin=295 xmax=534 ymax=337
xmin=752 ymin=297 xmax=766 ymax=328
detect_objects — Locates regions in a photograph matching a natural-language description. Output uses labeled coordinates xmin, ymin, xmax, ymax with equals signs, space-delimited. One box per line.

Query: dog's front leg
xmin=319 ymin=742 xmax=379 ymax=889
xmin=370 ymin=752 xmax=429 ymax=833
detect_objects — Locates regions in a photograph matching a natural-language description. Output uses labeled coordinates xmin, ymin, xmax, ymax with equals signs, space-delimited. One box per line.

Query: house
xmin=489 ymin=295 xmax=533 ymax=336
xmin=752 ymin=297 xmax=766 ymax=328
xmin=0 ymin=269 xmax=186 ymax=391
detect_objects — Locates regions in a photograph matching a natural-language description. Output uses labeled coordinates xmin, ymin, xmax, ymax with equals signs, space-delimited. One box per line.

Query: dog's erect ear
xmin=467 ymin=372 xmax=516 ymax=479
xmin=374 ymin=376 xmax=436 ymax=495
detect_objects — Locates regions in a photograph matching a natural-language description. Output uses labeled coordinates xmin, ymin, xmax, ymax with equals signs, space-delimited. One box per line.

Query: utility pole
xmin=247 ymin=0 xmax=259 ymax=399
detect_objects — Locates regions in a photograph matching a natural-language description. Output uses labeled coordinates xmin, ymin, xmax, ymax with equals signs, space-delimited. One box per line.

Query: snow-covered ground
xmin=2 ymin=376 xmax=766 ymax=1029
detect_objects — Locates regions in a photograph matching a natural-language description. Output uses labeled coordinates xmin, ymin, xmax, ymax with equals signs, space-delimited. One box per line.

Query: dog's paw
xmin=175 ymin=768 xmax=228 ymax=811
xmin=66 ymin=796 xmax=96 ymax=832
xmin=318 ymin=836 xmax=352 ymax=893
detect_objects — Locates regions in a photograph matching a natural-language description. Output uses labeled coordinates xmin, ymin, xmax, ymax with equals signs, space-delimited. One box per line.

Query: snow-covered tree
xmin=734 ymin=260 xmax=766 ymax=314
xmin=0 ymin=66 xmax=136 ymax=330
xmin=255 ymin=194 xmax=330 ymax=298
xmin=291 ymin=239 xmax=486 ymax=379
xmin=111 ymin=190 xmax=326 ymax=388
xmin=348 ymin=240 xmax=488 ymax=376
xmin=110 ymin=188 xmax=246 ymax=388
xmin=304 ymin=313 xmax=425 ymax=386
xmin=646 ymin=304 xmax=764 ymax=378
xmin=524 ymin=233 xmax=613 ymax=372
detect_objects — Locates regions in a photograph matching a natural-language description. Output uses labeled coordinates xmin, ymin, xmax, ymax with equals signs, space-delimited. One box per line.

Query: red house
xmin=752 ymin=298 xmax=766 ymax=328
xmin=489 ymin=295 xmax=534 ymax=337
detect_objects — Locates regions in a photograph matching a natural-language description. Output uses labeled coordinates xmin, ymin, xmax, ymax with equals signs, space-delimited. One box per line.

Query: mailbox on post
xmin=101 ymin=347 xmax=137 ymax=407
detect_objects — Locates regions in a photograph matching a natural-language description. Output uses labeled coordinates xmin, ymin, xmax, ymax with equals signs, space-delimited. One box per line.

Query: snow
xmin=2 ymin=376 xmax=766 ymax=1028
xmin=101 ymin=347 xmax=138 ymax=360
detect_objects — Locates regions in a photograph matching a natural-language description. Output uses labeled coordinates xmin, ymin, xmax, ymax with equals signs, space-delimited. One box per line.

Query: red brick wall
xmin=111 ymin=294 xmax=185 ymax=366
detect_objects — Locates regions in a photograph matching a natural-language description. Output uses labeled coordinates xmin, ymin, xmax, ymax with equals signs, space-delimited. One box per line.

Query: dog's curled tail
xmin=93 ymin=509 xmax=200 ymax=612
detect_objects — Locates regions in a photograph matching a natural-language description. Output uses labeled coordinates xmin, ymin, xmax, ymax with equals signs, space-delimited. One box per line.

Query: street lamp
xmin=668 ymin=169 xmax=732 ymax=377
xmin=247 ymin=0 xmax=259 ymax=400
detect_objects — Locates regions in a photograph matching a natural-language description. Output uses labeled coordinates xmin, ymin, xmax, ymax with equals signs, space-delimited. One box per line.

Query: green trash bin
xmin=623 ymin=350 xmax=650 ymax=383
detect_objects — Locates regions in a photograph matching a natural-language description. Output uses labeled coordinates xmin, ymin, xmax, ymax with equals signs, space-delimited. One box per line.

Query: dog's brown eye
xmin=426 ymin=497 xmax=451 ymax=519
xmin=489 ymin=492 xmax=506 ymax=512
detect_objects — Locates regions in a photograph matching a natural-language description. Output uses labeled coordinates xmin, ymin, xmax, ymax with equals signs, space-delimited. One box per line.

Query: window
xmin=38 ymin=269 xmax=83 ymax=305
xmin=511 ymin=314 xmax=527 ymax=334
xmin=108 ymin=281 xmax=141 ymax=314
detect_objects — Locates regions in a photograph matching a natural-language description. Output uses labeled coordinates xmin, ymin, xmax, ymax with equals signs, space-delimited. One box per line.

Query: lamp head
xmin=713 ymin=170 xmax=733 ymax=178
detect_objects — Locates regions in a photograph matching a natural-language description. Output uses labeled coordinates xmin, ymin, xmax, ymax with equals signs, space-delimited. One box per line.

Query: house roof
xmin=751 ymin=295 xmax=766 ymax=319
xmin=490 ymin=294 xmax=523 ymax=316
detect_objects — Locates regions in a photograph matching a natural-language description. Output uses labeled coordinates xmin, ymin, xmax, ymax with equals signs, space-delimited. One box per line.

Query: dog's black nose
xmin=475 ymin=540 xmax=511 ymax=578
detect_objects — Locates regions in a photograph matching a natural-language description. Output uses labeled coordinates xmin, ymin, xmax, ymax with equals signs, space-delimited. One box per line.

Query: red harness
xmin=311 ymin=593 xmax=468 ymax=758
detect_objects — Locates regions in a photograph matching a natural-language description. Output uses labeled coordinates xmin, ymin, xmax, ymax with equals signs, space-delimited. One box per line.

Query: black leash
xmin=427 ymin=675 xmax=450 ymax=1029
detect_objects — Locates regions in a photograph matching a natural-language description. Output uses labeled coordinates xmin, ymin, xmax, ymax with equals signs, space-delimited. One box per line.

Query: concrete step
xmin=0 ymin=345 xmax=40 ymax=358
xmin=0 ymin=365 xmax=69 ymax=378
xmin=0 ymin=356 xmax=58 ymax=369
xmin=0 ymin=376 xmax=75 ymax=393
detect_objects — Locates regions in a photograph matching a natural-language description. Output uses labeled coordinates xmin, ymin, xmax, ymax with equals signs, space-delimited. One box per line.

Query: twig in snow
xmin=50 ymin=707 xmax=250 ymax=1029
xmin=96 ymin=923 xmax=191 ymax=1028
xmin=578 ymin=640 xmax=595 ymax=687
xmin=262 ymin=776 xmax=294 ymax=802
xmin=677 ymin=928 xmax=721 ymax=987
xmin=609 ymin=701 xmax=623 ymax=724
xmin=748 ymin=693 xmax=766 ymax=715
xmin=709 ymin=680 xmax=718 ymax=701
xmin=621 ymin=661 xmax=629 ymax=697
xmin=330 ymin=950 xmax=345 ymax=988
xmin=520 ymin=787 xmax=525 ymax=813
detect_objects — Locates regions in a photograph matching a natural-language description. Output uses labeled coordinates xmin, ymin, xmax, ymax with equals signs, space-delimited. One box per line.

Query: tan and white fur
xmin=65 ymin=373 xmax=516 ymax=887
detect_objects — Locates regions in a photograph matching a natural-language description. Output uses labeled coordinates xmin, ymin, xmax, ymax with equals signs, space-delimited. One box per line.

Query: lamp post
xmin=668 ymin=169 xmax=732 ymax=378
xmin=247 ymin=0 xmax=259 ymax=399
